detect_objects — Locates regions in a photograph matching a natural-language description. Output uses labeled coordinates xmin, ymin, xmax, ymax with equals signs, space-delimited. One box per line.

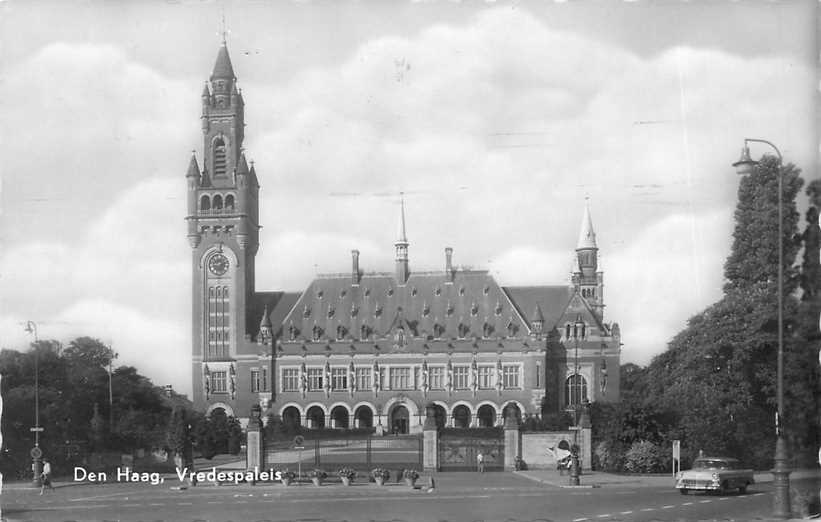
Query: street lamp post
xmin=573 ymin=314 xmax=585 ymax=422
xmin=732 ymin=138 xmax=791 ymax=519
xmin=23 ymin=321 xmax=42 ymax=487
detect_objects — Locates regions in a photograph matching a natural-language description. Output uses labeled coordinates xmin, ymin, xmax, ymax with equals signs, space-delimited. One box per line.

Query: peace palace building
xmin=188 ymin=43 xmax=622 ymax=433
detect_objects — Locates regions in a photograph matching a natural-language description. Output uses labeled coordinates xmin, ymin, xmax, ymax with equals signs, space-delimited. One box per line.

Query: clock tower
xmin=186 ymin=41 xmax=260 ymax=413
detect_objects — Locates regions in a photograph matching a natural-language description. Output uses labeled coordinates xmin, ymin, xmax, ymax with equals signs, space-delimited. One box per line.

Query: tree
xmin=724 ymin=155 xmax=803 ymax=293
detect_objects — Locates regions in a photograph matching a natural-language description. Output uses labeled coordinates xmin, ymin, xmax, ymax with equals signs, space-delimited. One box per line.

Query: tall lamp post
xmin=105 ymin=345 xmax=118 ymax=433
xmin=572 ymin=314 xmax=585 ymax=423
xmin=732 ymin=138 xmax=791 ymax=518
xmin=23 ymin=321 xmax=42 ymax=487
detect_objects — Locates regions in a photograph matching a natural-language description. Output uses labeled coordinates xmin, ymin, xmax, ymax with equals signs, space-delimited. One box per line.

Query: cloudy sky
xmin=1 ymin=1 xmax=816 ymax=397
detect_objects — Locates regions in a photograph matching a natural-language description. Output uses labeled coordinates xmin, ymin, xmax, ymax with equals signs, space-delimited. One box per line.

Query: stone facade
xmin=188 ymin=43 xmax=622 ymax=428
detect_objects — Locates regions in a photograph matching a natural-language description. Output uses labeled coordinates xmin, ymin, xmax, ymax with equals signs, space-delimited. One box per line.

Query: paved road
xmin=2 ymin=473 xmax=817 ymax=521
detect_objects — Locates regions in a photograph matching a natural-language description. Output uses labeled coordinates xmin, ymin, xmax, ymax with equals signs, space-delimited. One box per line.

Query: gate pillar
xmin=246 ymin=404 xmax=264 ymax=471
xmin=422 ymin=404 xmax=439 ymax=471
xmin=503 ymin=411 xmax=521 ymax=471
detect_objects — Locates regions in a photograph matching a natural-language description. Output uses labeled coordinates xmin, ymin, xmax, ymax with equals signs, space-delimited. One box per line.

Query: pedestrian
xmin=40 ymin=458 xmax=54 ymax=495
xmin=477 ymin=452 xmax=484 ymax=473
xmin=426 ymin=475 xmax=436 ymax=493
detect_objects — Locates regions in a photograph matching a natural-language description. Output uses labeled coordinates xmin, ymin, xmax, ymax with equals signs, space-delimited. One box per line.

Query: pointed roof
xmin=186 ymin=152 xmax=200 ymax=178
xmin=577 ymin=201 xmax=597 ymax=250
xmin=531 ymin=303 xmax=545 ymax=323
xmin=201 ymin=82 xmax=210 ymax=97
xmin=236 ymin=153 xmax=249 ymax=176
xmin=211 ymin=44 xmax=236 ymax=81
xmin=396 ymin=193 xmax=408 ymax=244
xmin=249 ymin=161 xmax=259 ymax=188
xmin=259 ymin=305 xmax=272 ymax=329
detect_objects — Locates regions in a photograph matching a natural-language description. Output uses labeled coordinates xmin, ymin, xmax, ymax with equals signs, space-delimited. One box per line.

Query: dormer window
xmin=565 ymin=324 xmax=571 ymax=339
xmin=360 ymin=324 xmax=369 ymax=340
xmin=422 ymin=302 xmax=430 ymax=316
xmin=303 ymin=306 xmax=311 ymax=318
xmin=374 ymin=304 xmax=382 ymax=317
xmin=317 ymin=290 xmax=324 ymax=299
xmin=336 ymin=325 xmax=346 ymax=341
xmin=459 ymin=286 xmax=465 ymax=296
xmin=364 ymin=288 xmax=371 ymax=297
xmin=470 ymin=302 xmax=479 ymax=316
xmin=387 ymin=288 xmax=394 ymax=297
xmin=435 ymin=287 xmax=441 ymax=296
xmin=446 ymin=302 xmax=454 ymax=316
xmin=495 ymin=302 xmax=502 ymax=316
xmin=312 ymin=324 xmax=322 ymax=341
xmin=532 ymin=320 xmax=543 ymax=334
xmin=340 ymin=290 xmax=346 ymax=299
xmin=411 ymin=287 xmax=418 ymax=297
xmin=327 ymin=307 xmax=335 ymax=318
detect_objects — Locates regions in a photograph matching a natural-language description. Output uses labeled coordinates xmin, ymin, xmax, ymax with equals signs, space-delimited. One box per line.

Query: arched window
xmin=200 ymin=195 xmax=211 ymax=211
xmin=565 ymin=324 xmax=571 ymax=339
xmin=225 ymin=194 xmax=235 ymax=210
xmin=213 ymin=138 xmax=227 ymax=177
xmin=565 ymin=374 xmax=588 ymax=408
xmin=213 ymin=194 xmax=223 ymax=210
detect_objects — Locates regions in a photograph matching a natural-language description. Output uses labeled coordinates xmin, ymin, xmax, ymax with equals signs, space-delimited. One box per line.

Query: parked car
xmin=675 ymin=457 xmax=754 ymax=495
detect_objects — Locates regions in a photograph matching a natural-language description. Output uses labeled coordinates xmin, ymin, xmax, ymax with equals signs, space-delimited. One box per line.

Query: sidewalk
xmin=514 ymin=468 xmax=821 ymax=488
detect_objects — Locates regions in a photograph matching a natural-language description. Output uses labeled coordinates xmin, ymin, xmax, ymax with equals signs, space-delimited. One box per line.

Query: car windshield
xmin=693 ymin=459 xmax=732 ymax=470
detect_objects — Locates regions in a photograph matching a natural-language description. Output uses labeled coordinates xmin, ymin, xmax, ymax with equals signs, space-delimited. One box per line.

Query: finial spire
xmin=577 ymin=199 xmax=597 ymax=250
xmin=397 ymin=192 xmax=408 ymax=244
xmin=220 ymin=9 xmax=227 ymax=45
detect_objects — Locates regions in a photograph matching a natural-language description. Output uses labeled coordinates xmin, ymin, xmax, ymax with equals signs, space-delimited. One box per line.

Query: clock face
xmin=208 ymin=254 xmax=229 ymax=276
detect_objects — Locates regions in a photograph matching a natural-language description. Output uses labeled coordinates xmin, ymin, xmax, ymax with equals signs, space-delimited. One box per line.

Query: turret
xmin=572 ymin=201 xmax=604 ymax=319
xmin=186 ymin=152 xmax=202 ymax=248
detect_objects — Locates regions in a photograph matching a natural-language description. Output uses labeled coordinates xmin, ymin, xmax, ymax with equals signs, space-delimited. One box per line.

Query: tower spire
xmin=577 ymin=198 xmax=597 ymax=250
xmin=395 ymin=192 xmax=409 ymax=284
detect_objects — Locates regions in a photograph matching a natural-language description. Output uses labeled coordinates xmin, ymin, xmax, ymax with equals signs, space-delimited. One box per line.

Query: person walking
xmin=40 ymin=459 xmax=54 ymax=495
xmin=477 ymin=452 xmax=484 ymax=473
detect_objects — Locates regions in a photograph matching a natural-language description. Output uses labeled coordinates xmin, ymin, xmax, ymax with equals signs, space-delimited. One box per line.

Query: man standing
xmin=477 ymin=452 xmax=484 ymax=473
xmin=39 ymin=458 xmax=54 ymax=495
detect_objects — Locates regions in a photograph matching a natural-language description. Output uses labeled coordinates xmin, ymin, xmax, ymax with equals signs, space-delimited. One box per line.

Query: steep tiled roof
xmin=248 ymin=291 xmax=301 ymax=338
xmin=280 ymin=270 xmax=528 ymax=342
xmin=502 ymin=286 xmax=573 ymax=330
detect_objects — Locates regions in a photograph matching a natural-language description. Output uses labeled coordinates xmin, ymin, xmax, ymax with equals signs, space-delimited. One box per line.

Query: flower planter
xmin=375 ymin=477 xmax=386 ymax=486
xmin=404 ymin=478 xmax=416 ymax=488
xmin=341 ymin=477 xmax=352 ymax=487
xmin=311 ymin=477 xmax=322 ymax=487
xmin=281 ymin=477 xmax=292 ymax=486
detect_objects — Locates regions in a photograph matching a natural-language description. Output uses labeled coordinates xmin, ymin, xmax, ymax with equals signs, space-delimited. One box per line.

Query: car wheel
xmin=679 ymin=488 xmax=688 ymax=495
xmin=738 ymin=484 xmax=747 ymax=495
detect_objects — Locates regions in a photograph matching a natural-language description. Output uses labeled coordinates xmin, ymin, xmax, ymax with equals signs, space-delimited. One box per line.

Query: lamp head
xmin=732 ymin=145 xmax=757 ymax=176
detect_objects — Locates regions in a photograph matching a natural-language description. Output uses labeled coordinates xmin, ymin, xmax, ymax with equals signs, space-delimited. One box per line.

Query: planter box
xmin=341 ymin=477 xmax=352 ymax=486
xmin=311 ymin=477 xmax=322 ymax=487
xmin=375 ymin=477 xmax=386 ymax=486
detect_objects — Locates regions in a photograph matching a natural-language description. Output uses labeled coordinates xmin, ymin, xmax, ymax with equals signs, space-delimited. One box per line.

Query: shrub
xmin=402 ymin=469 xmax=419 ymax=480
xmin=278 ymin=469 xmax=296 ymax=480
xmin=371 ymin=468 xmax=391 ymax=480
xmin=337 ymin=467 xmax=356 ymax=480
xmin=594 ymin=440 xmax=627 ymax=472
xmin=623 ymin=440 xmax=671 ymax=473
xmin=308 ymin=469 xmax=327 ymax=479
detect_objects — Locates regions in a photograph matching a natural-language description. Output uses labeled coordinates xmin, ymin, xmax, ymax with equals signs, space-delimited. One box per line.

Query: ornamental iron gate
xmin=438 ymin=433 xmax=504 ymax=471
xmin=264 ymin=434 xmax=423 ymax=473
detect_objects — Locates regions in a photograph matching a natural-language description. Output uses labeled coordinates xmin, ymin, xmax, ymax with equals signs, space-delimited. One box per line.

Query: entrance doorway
xmin=390 ymin=405 xmax=409 ymax=434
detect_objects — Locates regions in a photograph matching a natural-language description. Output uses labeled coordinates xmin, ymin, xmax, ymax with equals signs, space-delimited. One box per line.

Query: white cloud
xmin=0 ymin=7 xmax=814 ymax=398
